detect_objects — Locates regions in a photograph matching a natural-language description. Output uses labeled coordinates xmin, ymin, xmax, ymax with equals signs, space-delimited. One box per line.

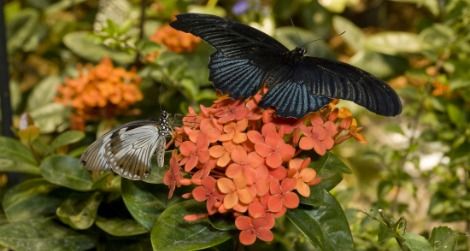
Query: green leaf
xmin=40 ymin=155 xmax=93 ymax=191
xmin=121 ymin=180 xmax=168 ymax=229
xmin=96 ymin=217 xmax=148 ymax=236
xmin=151 ymin=200 xmax=231 ymax=251
xmin=430 ymin=226 xmax=457 ymax=251
xmin=391 ymin=0 xmax=439 ymax=16
xmin=29 ymin=103 xmax=69 ymax=133
xmin=2 ymin=178 xmax=61 ymax=222
xmin=419 ymin=24 xmax=454 ymax=52
xmin=403 ymin=232 xmax=432 ymax=251
xmin=287 ymin=190 xmax=354 ymax=251
xmin=446 ymin=104 xmax=466 ymax=128
xmin=0 ymin=218 xmax=94 ymax=251
xmin=56 ymin=192 xmax=103 ymax=230
xmin=6 ymin=9 xmax=39 ymax=53
xmin=309 ymin=152 xmax=350 ymax=195
xmin=45 ymin=0 xmax=88 ymax=14
xmin=318 ymin=0 xmax=350 ymax=12
xmin=0 ymin=137 xmax=39 ymax=174
xmin=26 ymin=76 xmax=62 ymax=111
xmin=349 ymin=50 xmax=408 ymax=78
xmin=365 ymin=32 xmax=422 ymax=55
xmin=332 ymin=16 xmax=365 ymax=51
xmin=63 ymin=31 xmax=135 ymax=64
xmin=50 ymin=131 xmax=85 ymax=150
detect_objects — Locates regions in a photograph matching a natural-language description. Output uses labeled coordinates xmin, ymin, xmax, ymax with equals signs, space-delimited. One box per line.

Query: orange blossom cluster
xmin=164 ymin=91 xmax=365 ymax=245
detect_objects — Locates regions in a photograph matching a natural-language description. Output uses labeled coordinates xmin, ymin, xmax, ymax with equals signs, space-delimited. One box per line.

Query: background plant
xmin=0 ymin=0 xmax=469 ymax=250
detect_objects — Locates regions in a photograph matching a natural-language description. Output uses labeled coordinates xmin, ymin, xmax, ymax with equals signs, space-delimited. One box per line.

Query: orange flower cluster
xmin=55 ymin=58 xmax=143 ymax=130
xmin=150 ymin=24 xmax=201 ymax=53
xmin=164 ymin=92 xmax=365 ymax=246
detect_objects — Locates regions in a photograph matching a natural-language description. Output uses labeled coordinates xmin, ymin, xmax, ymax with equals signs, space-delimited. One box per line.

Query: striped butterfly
xmin=80 ymin=111 xmax=172 ymax=180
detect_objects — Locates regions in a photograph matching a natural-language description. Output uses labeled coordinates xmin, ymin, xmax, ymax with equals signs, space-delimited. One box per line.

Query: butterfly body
xmin=81 ymin=111 xmax=171 ymax=180
xmin=170 ymin=13 xmax=402 ymax=118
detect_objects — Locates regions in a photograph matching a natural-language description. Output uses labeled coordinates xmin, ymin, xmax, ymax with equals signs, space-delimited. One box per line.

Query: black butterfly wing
xmin=293 ymin=57 xmax=402 ymax=116
xmin=259 ymin=78 xmax=332 ymax=118
xmin=170 ymin=13 xmax=288 ymax=98
xmin=170 ymin=13 xmax=288 ymax=55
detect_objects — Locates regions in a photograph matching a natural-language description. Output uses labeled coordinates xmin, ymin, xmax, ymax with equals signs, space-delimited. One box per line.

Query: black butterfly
xmin=80 ymin=111 xmax=172 ymax=180
xmin=170 ymin=13 xmax=402 ymax=118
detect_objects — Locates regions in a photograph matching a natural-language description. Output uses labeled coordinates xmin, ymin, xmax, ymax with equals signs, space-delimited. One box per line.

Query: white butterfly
xmin=80 ymin=111 xmax=172 ymax=180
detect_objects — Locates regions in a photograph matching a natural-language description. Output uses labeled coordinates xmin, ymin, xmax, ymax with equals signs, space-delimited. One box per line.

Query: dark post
xmin=0 ymin=0 xmax=13 ymax=137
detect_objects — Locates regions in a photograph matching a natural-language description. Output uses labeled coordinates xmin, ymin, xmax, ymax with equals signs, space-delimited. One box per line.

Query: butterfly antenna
xmin=298 ymin=31 xmax=347 ymax=49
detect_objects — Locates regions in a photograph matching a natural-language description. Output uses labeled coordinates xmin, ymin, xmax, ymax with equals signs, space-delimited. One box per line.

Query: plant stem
xmin=0 ymin=1 xmax=13 ymax=137
xmin=134 ymin=0 xmax=146 ymax=66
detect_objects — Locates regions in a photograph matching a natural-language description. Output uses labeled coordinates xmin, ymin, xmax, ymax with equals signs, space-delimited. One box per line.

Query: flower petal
xmin=267 ymin=195 xmax=283 ymax=212
xmin=239 ymin=230 xmax=256 ymax=245
xmin=223 ymin=192 xmax=238 ymax=209
xmin=283 ymin=192 xmax=300 ymax=209
xmin=192 ymin=186 xmax=208 ymax=202
xmin=217 ymin=177 xmax=235 ymax=193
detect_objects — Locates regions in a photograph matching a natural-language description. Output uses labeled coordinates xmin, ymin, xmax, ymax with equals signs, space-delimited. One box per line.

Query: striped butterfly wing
xmin=170 ymin=13 xmax=288 ymax=99
xmin=104 ymin=121 xmax=164 ymax=180
xmin=80 ymin=134 xmax=112 ymax=171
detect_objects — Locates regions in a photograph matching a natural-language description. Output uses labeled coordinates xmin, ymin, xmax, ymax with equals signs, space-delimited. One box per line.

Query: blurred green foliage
xmin=1 ymin=0 xmax=469 ymax=250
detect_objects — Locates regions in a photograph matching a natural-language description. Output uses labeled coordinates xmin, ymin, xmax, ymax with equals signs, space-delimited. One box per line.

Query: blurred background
xmin=0 ymin=0 xmax=469 ymax=250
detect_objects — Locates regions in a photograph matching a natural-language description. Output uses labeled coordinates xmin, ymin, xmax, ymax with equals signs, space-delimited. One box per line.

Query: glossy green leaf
xmin=29 ymin=103 xmax=69 ymax=133
xmin=26 ymin=76 xmax=62 ymax=111
xmin=40 ymin=155 xmax=93 ymax=191
xmin=151 ymin=200 xmax=231 ymax=251
xmin=0 ymin=218 xmax=94 ymax=251
xmin=0 ymin=137 xmax=39 ymax=174
xmin=121 ymin=180 xmax=168 ymax=229
xmin=429 ymin=226 xmax=457 ymax=251
xmin=332 ymin=16 xmax=365 ymax=51
xmin=63 ymin=31 xmax=135 ymax=64
xmin=56 ymin=192 xmax=103 ymax=229
xmin=2 ymin=178 xmax=61 ymax=221
xmin=96 ymin=217 xmax=148 ymax=236
xmin=92 ymin=173 xmax=121 ymax=192
xmin=287 ymin=190 xmax=354 ymax=251
xmin=403 ymin=232 xmax=432 ymax=251
xmin=309 ymin=152 xmax=350 ymax=194
xmin=50 ymin=131 xmax=85 ymax=150
xmin=365 ymin=32 xmax=422 ymax=55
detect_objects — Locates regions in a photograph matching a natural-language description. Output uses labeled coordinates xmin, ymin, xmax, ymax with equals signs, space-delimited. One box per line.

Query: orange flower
xmin=192 ymin=176 xmax=224 ymax=215
xmin=55 ymin=58 xmax=142 ymax=130
xmin=235 ymin=215 xmax=275 ymax=245
xmin=248 ymin=123 xmax=295 ymax=168
xmin=299 ymin=114 xmax=337 ymax=155
xmin=219 ymin=119 xmax=248 ymax=143
xmin=213 ymin=99 xmax=249 ymax=123
xmin=217 ymin=176 xmax=255 ymax=210
xmin=226 ymin=146 xmax=264 ymax=185
xmin=267 ymin=178 xmax=299 ymax=214
xmin=209 ymin=141 xmax=236 ymax=168
xmin=287 ymin=158 xmax=318 ymax=197
xmin=179 ymin=135 xmax=210 ymax=172
xmin=150 ymin=24 xmax=201 ymax=53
